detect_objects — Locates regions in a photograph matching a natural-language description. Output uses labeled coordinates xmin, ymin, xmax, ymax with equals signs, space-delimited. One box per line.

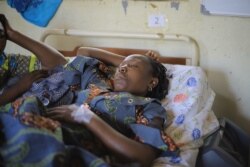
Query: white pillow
xmin=162 ymin=64 xmax=219 ymax=149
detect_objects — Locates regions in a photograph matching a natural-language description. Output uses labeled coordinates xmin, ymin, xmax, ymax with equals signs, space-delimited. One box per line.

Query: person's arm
xmin=0 ymin=83 xmax=26 ymax=106
xmin=0 ymin=70 xmax=48 ymax=106
xmin=0 ymin=14 xmax=67 ymax=69
xmin=77 ymin=47 xmax=125 ymax=67
xmin=46 ymin=104 xmax=160 ymax=166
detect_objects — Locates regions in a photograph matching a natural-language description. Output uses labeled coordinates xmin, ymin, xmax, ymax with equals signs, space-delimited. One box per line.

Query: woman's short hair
xmin=146 ymin=57 xmax=169 ymax=100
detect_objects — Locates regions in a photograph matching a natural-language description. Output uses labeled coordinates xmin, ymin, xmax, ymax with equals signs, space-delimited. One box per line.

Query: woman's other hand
xmin=145 ymin=50 xmax=160 ymax=62
xmin=0 ymin=70 xmax=48 ymax=106
xmin=0 ymin=14 xmax=14 ymax=40
xmin=46 ymin=104 xmax=94 ymax=124
xmin=18 ymin=70 xmax=48 ymax=91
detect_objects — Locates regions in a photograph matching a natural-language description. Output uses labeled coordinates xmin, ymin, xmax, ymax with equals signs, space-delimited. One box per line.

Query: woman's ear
xmin=149 ymin=77 xmax=159 ymax=89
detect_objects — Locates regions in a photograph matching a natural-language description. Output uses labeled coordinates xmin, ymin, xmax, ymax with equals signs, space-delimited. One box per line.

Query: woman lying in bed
xmin=0 ymin=14 xmax=179 ymax=167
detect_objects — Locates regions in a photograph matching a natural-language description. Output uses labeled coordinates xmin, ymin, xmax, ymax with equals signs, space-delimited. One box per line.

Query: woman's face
xmin=0 ymin=22 xmax=6 ymax=54
xmin=113 ymin=54 xmax=156 ymax=96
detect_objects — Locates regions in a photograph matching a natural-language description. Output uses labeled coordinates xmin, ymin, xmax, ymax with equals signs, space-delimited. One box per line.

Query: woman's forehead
xmin=123 ymin=54 xmax=148 ymax=64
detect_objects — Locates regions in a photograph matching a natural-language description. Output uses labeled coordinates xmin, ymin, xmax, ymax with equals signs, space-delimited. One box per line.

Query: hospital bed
xmin=39 ymin=29 xmax=220 ymax=167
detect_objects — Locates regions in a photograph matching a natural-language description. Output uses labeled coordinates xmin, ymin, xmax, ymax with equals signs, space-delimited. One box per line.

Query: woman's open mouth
xmin=114 ymin=74 xmax=128 ymax=90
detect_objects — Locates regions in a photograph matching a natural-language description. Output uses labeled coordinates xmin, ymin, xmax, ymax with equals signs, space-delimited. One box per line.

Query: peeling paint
xmin=150 ymin=3 xmax=157 ymax=9
xmin=201 ymin=4 xmax=211 ymax=15
xmin=171 ymin=0 xmax=180 ymax=10
xmin=122 ymin=0 xmax=128 ymax=15
xmin=156 ymin=33 xmax=164 ymax=39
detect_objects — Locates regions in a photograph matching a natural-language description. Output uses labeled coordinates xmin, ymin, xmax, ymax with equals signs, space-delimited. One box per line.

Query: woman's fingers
xmin=0 ymin=14 xmax=6 ymax=29
xmin=0 ymin=14 xmax=7 ymax=39
xmin=45 ymin=105 xmax=75 ymax=122
xmin=45 ymin=109 xmax=64 ymax=120
xmin=45 ymin=104 xmax=94 ymax=124
xmin=46 ymin=106 xmax=67 ymax=115
xmin=31 ymin=69 xmax=48 ymax=75
xmin=0 ymin=14 xmax=12 ymax=39
xmin=145 ymin=50 xmax=160 ymax=62
xmin=30 ymin=70 xmax=49 ymax=81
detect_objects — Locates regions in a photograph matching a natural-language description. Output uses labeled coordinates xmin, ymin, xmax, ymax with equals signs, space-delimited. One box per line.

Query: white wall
xmin=1 ymin=0 xmax=250 ymax=134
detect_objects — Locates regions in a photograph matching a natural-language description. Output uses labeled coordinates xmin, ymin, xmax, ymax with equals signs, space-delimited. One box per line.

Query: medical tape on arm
xmin=71 ymin=104 xmax=94 ymax=124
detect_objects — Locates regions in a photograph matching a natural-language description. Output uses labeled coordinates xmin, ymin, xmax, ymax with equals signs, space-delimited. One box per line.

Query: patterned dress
xmin=0 ymin=53 xmax=41 ymax=92
xmin=0 ymin=54 xmax=179 ymax=167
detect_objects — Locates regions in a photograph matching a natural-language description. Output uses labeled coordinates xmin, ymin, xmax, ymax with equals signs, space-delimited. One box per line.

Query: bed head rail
xmin=40 ymin=29 xmax=200 ymax=66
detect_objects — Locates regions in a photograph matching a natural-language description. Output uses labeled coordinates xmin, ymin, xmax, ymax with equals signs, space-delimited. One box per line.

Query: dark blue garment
xmin=21 ymin=56 xmax=113 ymax=107
xmin=24 ymin=69 xmax=72 ymax=107
xmin=64 ymin=56 xmax=112 ymax=89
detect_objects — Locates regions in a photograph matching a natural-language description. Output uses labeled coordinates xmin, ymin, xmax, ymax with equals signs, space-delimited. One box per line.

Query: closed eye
xmin=127 ymin=64 xmax=139 ymax=68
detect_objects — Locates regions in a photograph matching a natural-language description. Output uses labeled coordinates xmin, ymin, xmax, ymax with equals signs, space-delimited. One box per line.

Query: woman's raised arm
xmin=77 ymin=47 xmax=125 ymax=67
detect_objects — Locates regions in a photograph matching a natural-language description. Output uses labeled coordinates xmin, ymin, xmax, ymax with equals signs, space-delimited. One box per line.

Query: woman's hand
xmin=17 ymin=70 xmax=48 ymax=91
xmin=0 ymin=70 xmax=48 ymax=106
xmin=145 ymin=50 xmax=160 ymax=62
xmin=45 ymin=104 xmax=94 ymax=124
xmin=0 ymin=14 xmax=14 ymax=40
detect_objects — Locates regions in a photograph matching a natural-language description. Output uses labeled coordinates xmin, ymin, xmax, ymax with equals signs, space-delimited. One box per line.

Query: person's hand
xmin=0 ymin=14 xmax=7 ymax=54
xmin=45 ymin=104 xmax=94 ymax=124
xmin=17 ymin=70 xmax=48 ymax=91
xmin=0 ymin=14 xmax=14 ymax=40
xmin=145 ymin=50 xmax=160 ymax=62
xmin=0 ymin=19 xmax=5 ymax=39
